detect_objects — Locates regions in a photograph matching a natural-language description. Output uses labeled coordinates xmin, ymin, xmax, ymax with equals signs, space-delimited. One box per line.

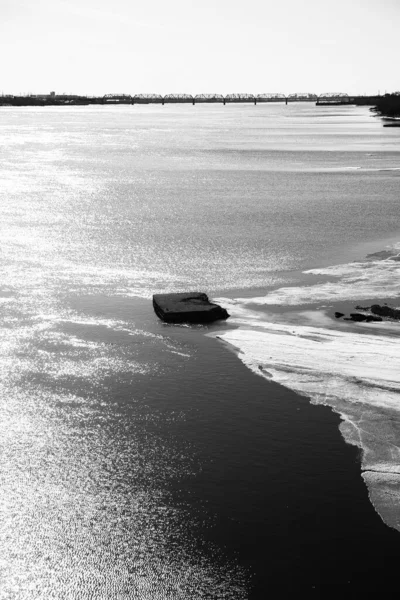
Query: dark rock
xmin=355 ymin=305 xmax=370 ymax=310
xmin=153 ymin=292 xmax=230 ymax=324
xmin=370 ymin=304 xmax=400 ymax=320
xmin=334 ymin=312 xmax=344 ymax=318
xmin=350 ymin=313 xmax=369 ymax=322
xmin=343 ymin=312 xmax=382 ymax=323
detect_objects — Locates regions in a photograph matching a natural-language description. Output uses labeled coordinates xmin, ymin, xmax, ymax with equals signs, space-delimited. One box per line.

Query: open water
xmin=1 ymin=103 xmax=400 ymax=597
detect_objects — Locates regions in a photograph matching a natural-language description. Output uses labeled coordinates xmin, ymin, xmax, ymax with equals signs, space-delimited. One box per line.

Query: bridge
xmin=101 ymin=92 xmax=356 ymax=106
xmin=0 ymin=93 xmax=381 ymax=107
xmin=288 ymin=93 xmax=318 ymax=102
xmin=316 ymin=93 xmax=350 ymax=105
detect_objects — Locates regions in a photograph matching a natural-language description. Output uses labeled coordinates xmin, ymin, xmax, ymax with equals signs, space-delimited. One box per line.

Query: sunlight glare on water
xmin=1 ymin=103 xmax=400 ymax=597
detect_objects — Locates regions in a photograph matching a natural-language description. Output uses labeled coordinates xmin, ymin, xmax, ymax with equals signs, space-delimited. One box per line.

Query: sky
xmin=1 ymin=0 xmax=399 ymax=96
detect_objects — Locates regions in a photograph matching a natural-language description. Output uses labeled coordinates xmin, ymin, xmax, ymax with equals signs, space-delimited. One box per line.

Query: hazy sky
xmin=1 ymin=0 xmax=399 ymax=96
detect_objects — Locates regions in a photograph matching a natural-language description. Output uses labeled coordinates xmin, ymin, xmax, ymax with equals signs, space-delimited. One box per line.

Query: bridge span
xmin=103 ymin=93 xmax=296 ymax=105
xmin=101 ymin=92 xmax=360 ymax=106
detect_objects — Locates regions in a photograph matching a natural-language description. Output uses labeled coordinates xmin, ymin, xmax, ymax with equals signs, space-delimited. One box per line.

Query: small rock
xmin=334 ymin=312 xmax=344 ymax=318
xmin=350 ymin=313 xmax=369 ymax=322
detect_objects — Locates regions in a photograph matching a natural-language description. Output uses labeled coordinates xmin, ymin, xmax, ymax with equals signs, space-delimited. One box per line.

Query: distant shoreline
xmin=373 ymin=93 xmax=400 ymax=118
xmin=0 ymin=93 xmax=386 ymax=108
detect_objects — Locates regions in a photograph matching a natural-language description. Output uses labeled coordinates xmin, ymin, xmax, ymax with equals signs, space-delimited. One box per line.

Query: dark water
xmin=2 ymin=292 xmax=399 ymax=597
xmin=1 ymin=104 xmax=400 ymax=598
xmin=167 ymin=332 xmax=400 ymax=596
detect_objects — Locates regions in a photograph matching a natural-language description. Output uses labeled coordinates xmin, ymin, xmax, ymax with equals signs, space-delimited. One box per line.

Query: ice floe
xmin=212 ymin=245 xmax=400 ymax=530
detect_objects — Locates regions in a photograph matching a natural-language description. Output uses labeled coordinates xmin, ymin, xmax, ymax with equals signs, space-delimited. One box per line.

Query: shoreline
xmin=205 ymin=232 xmax=400 ymax=538
xmin=181 ymin=326 xmax=400 ymax=593
xmin=210 ymin=283 xmax=400 ymax=534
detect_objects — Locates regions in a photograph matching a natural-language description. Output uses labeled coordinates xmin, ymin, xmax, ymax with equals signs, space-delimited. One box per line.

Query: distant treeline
xmin=373 ymin=93 xmax=400 ymax=117
xmin=0 ymin=96 xmax=99 ymax=106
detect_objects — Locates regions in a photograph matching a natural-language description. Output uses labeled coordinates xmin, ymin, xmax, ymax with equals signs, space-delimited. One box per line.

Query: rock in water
xmin=349 ymin=313 xmax=383 ymax=323
xmin=350 ymin=313 xmax=369 ymax=322
xmin=152 ymin=292 xmax=230 ymax=324
xmin=371 ymin=304 xmax=400 ymax=320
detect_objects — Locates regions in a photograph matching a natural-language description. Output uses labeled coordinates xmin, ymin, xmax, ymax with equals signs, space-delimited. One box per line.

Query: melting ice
xmin=213 ymin=246 xmax=400 ymax=531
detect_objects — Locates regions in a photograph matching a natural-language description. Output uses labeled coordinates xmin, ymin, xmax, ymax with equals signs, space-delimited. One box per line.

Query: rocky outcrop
xmin=371 ymin=305 xmax=400 ymax=320
xmin=349 ymin=313 xmax=369 ymax=322
xmin=153 ymin=292 xmax=230 ymax=324
xmin=334 ymin=302 xmax=400 ymax=323
xmin=349 ymin=313 xmax=382 ymax=322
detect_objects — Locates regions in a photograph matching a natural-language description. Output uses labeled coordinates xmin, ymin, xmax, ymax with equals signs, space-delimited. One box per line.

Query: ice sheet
xmin=212 ymin=283 xmax=400 ymax=530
